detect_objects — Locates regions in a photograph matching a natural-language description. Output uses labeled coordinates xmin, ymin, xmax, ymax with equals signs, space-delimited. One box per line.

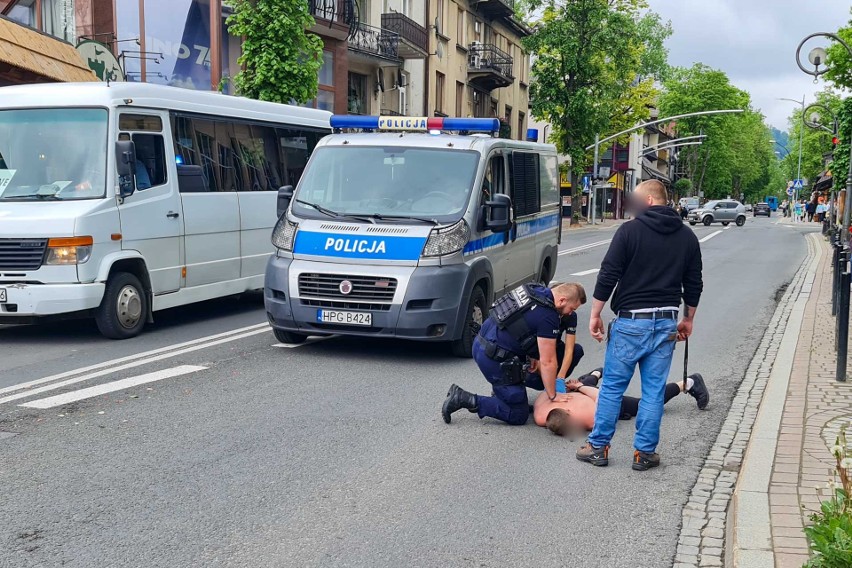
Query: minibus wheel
xmin=95 ymin=272 xmax=147 ymax=339
xmin=273 ymin=328 xmax=307 ymax=344
xmin=451 ymin=286 xmax=487 ymax=358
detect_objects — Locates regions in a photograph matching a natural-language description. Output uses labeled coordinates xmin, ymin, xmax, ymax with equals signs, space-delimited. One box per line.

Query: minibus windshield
xmin=0 ymin=108 xmax=109 ymax=201
xmin=293 ymin=146 xmax=479 ymax=223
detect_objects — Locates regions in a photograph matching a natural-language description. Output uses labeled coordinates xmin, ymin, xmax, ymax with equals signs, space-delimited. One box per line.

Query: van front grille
xmin=0 ymin=239 xmax=47 ymax=271
xmin=298 ymin=273 xmax=397 ymax=302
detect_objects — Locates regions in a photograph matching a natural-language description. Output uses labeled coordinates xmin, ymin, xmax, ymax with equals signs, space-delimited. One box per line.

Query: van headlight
xmin=45 ymin=236 xmax=93 ymax=265
xmin=272 ymin=218 xmax=298 ymax=252
xmin=422 ymin=220 xmax=469 ymax=257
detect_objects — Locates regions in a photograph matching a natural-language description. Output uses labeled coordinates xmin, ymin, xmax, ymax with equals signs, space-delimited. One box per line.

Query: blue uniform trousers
xmin=472 ymin=339 xmax=529 ymax=426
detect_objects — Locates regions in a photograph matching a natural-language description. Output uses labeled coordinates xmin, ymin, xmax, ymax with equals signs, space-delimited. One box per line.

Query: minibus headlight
xmin=422 ymin=220 xmax=469 ymax=257
xmin=45 ymin=236 xmax=93 ymax=265
xmin=272 ymin=218 xmax=298 ymax=252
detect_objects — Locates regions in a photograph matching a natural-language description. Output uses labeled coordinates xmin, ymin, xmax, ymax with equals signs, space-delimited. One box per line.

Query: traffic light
xmin=833 ymin=136 xmax=840 ymax=145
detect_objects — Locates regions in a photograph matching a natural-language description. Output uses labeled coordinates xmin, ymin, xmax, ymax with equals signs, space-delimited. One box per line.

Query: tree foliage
xmin=824 ymin=8 xmax=852 ymax=91
xmin=659 ymin=64 xmax=776 ymax=202
xmin=780 ymin=89 xmax=844 ymax=190
xmin=226 ymin=0 xmax=323 ymax=104
xmin=523 ymin=0 xmax=670 ymax=219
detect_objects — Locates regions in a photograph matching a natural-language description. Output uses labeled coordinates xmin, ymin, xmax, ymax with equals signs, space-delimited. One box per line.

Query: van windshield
xmin=0 ymin=108 xmax=109 ymax=201
xmin=293 ymin=146 xmax=479 ymax=223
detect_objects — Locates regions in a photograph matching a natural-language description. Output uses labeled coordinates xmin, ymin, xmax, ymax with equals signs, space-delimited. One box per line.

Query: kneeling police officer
xmin=442 ymin=282 xmax=587 ymax=426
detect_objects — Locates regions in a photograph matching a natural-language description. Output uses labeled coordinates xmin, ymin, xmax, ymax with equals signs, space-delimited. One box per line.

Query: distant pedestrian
xmin=577 ymin=180 xmax=703 ymax=471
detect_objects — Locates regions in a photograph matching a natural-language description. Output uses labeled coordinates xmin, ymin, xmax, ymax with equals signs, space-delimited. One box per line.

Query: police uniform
xmin=523 ymin=311 xmax=584 ymax=391
xmin=442 ymin=283 xmax=562 ymax=426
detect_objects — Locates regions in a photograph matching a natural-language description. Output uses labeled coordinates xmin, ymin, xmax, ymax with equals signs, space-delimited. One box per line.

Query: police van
xmin=264 ymin=115 xmax=561 ymax=356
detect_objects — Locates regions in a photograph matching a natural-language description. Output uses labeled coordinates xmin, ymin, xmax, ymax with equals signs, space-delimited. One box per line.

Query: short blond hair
xmin=551 ymin=282 xmax=587 ymax=304
xmin=637 ymin=180 xmax=668 ymax=205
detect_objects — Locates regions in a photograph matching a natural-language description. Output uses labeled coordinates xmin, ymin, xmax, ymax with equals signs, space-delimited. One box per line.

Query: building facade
xmin=426 ymin=0 xmax=531 ymax=139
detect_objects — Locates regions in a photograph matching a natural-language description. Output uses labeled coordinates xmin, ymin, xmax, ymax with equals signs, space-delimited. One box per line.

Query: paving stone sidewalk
xmin=763 ymin=234 xmax=852 ymax=567
xmin=672 ymin=233 xmax=832 ymax=568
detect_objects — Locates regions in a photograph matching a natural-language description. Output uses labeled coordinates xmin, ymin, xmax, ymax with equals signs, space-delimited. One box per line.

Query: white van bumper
xmin=0 ymin=282 xmax=105 ymax=319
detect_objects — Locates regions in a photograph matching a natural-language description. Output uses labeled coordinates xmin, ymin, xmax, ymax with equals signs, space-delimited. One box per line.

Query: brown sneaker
xmin=632 ymin=450 xmax=660 ymax=471
xmin=576 ymin=442 xmax=609 ymax=466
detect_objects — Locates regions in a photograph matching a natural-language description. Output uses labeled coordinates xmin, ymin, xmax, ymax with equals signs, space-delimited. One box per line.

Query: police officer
xmin=442 ymin=282 xmax=587 ymax=426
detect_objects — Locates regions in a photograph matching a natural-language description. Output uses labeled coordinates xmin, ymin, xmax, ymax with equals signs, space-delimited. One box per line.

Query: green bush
xmin=804 ymin=427 xmax=852 ymax=567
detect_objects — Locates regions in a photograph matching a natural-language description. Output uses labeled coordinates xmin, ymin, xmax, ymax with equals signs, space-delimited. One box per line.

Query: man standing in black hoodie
xmin=576 ymin=180 xmax=703 ymax=471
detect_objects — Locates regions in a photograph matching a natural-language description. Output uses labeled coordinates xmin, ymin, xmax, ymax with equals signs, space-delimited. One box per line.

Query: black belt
xmin=617 ymin=310 xmax=678 ymax=320
xmin=475 ymin=334 xmax=518 ymax=362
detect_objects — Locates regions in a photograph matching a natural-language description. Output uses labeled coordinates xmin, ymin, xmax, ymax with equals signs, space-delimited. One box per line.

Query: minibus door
xmin=116 ymin=113 xmax=183 ymax=294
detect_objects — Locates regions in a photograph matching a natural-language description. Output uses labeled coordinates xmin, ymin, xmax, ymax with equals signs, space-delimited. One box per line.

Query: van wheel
xmin=689 ymin=222 xmax=697 ymax=226
xmin=736 ymin=216 xmax=746 ymax=227
xmin=703 ymin=216 xmax=713 ymax=226
xmin=722 ymin=221 xmax=730 ymax=226
xmin=273 ymin=328 xmax=307 ymax=344
xmin=95 ymin=272 xmax=147 ymax=339
xmin=538 ymin=260 xmax=552 ymax=285
xmin=451 ymin=286 xmax=487 ymax=358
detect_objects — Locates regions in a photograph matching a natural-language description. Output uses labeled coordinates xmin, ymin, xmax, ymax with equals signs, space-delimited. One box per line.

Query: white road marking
xmin=699 ymin=230 xmax=724 ymax=243
xmin=0 ymin=327 xmax=270 ymax=406
xmin=724 ymin=225 xmax=732 ymax=230
xmin=570 ymin=268 xmax=600 ymax=276
xmin=0 ymin=322 xmax=269 ymax=397
xmin=19 ymin=365 xmax=207 ymax=409
xmin=558 ymin=239 xmax=612 ymax=256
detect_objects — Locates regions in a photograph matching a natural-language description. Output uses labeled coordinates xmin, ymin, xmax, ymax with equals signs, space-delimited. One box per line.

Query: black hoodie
xmin=593 ymin=205 xmax=703 ymax=312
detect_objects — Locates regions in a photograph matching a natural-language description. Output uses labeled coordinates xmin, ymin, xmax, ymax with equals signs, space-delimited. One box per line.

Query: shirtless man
xmin=533 ymin=368 xmax=709 ymax=439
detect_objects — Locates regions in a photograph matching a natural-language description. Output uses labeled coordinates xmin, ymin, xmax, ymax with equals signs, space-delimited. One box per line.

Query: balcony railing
xmin=348 ymin=22 xmax=400 ymax=62
xmin=468 ymin=43 xmax=514 ymax=90
xmin=380 ymin=109 xmax=402 ymax=116
xmin=470 ymin=0 xmax=515 ymax=19
xmin=309 ymin=0 xmax=356 ymax=25
xmin=381 ymin=12 xmax=427 ymax=56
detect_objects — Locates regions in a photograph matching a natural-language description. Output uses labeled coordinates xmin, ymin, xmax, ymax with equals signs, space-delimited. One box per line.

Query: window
xmin=472 ymin=87 xmax=487 ymax=117
xmin=505 ymin=105 xmax=512 ymax=138
xmin=511 ymin=151 xmax=541 ymax=217
xmin=347 ymin=72 xmax=368 ymax=115
xmin=455 ymin=82 xmax=465 ymax=117
xmin=170 ymin=113 xmax=324 ymax=192
xmin=7 ymin=0 xmax=36 ymax=28
xmin=490 ymin=99 xmax=498 ymax=119
xmin=616 ymin=148 xmax=629 ymax=163
xmin=130 ymin=134 xmax=167 ymax=190
xmin=41 ymin=0 xmax=74 ymax=42
xmin=540 ymin=155 xmax=559 ymax=206
xmin=435 ymin=72 xmax=446 ymax=115
xmin=302 ymin=51 xmax=335 ymax=111
xmin=436 ymin=0 xmax=444 ymax=34
xmin=120 ymin=114 xmax=163 ymax=132
xmin=482 ymin=154 xmax=505 ymax=203
xmin=456 ymin=7 xmax=465 ymax=45
xmin=518 ymin=112 xmax=525 ymax=142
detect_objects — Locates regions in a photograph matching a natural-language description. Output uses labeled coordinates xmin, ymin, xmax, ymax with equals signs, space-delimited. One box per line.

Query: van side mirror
xmin=277 ymin=185 xmax=294 ymax=218
xmin=484 ymin=193 xmax=512 ymax=233
xmin=115 ymin=140 xmax=137 ymax=198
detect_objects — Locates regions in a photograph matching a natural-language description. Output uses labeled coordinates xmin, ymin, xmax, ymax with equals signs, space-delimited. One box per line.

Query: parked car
xmin=745 ymin=203 xmax=753 ymax=212
xmin=688 ymin=200 xmax=748 ymax=227
xmin=754 ymin=203 xmax=771 ymax=217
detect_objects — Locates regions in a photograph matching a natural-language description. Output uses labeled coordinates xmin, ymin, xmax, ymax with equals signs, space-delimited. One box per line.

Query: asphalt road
xmin=0 ymin=216 xmax=820 ymax=567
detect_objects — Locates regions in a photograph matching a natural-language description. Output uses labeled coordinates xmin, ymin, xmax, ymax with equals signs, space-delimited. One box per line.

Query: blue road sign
xmin=793 ymin=179 xmax=804 ymax=189
xmin=787 ymin=187 xmax=794 ymax=196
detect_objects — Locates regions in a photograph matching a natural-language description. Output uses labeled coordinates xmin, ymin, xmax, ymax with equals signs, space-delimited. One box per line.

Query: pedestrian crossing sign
xmin=793 ymin=179 xmax=804 ymax=189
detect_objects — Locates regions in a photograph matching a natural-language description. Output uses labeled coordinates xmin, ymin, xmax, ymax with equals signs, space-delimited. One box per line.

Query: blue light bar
xmin=330 ymin=115 xmax=500 ymax=134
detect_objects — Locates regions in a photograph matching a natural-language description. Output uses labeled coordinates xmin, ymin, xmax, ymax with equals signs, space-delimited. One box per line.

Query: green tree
xmin=523 ymin=0 xmax=670 ymax=221
xmin=781 ymin=89 xmax=843 ymax=190
xmin=673 ymin=178 xmax=693 ymax=199
xmin=824 ymin=8 xmax=852 ymax=90
xmin=226 ymin=0 xmax=323 ymax=104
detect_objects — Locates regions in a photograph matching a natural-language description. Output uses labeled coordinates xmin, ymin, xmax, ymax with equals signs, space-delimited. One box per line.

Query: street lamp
xmin=778 ymin=96 xmax=806 ymax=221
xmin=796 ymin=32 xmax=852 ymax=242
xmin=802 ymin=103 xmax=839 ymax=229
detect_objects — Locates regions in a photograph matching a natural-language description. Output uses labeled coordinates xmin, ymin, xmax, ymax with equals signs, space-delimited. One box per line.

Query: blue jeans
xmin=588 ymin=316 xmax=678 ymax=453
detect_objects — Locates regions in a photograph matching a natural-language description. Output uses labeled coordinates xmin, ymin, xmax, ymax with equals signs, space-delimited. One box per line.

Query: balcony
xmin=470 ymin=0 xmax=515 ymax=19
xmin=348 ymin=22 xmax=401 ymax=63
xmin=381 ymin=12 xmax=427 ymax=59
xmin=309 ymin=0 xmax=356 ymax=39
xmin=467 ymin=43 xmax=514 ymax=91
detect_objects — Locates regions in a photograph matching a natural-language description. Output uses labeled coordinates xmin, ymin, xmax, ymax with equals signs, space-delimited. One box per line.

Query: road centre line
xmin=0 ymin=327 xmax=270 ymax=406
xmin=558 ymin=239 xmax=612 ymax=256
xmin=0 ymin=322 xmax=269 ymax=398
xmin=570 ymin=268 xmax=600 ymax=276
xmin=19 ymin=365 xmax=207 ymax=409
xmin=699 ymin=230 xmax=724 ymax=243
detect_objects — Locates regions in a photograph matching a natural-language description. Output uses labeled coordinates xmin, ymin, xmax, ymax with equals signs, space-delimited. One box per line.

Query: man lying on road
xmin=531 ymin=367 xmax=710 ymax=440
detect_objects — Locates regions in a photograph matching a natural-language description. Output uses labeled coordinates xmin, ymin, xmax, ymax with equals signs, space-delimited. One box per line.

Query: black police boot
xmin=442 ymin=384 xmax=478 ymax=424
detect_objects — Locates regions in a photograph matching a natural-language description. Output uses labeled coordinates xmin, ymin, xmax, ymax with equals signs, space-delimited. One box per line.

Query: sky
xmin=645 ymin=0 xmax=852 ymax=132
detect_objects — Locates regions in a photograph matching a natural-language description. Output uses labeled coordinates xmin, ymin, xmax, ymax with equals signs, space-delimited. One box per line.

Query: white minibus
xmin=0 ymin=82 xmax=331 ymax=338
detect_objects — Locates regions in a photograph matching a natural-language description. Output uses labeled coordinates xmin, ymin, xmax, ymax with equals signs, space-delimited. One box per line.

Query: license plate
xmin=0 ymin=288 xmax=5 ymax=303
xmin=316 ymin=309 xmax=372 ymax=326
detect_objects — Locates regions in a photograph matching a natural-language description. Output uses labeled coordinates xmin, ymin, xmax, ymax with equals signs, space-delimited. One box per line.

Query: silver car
xmin=688 ymin=200 xmax=747 ymax=227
